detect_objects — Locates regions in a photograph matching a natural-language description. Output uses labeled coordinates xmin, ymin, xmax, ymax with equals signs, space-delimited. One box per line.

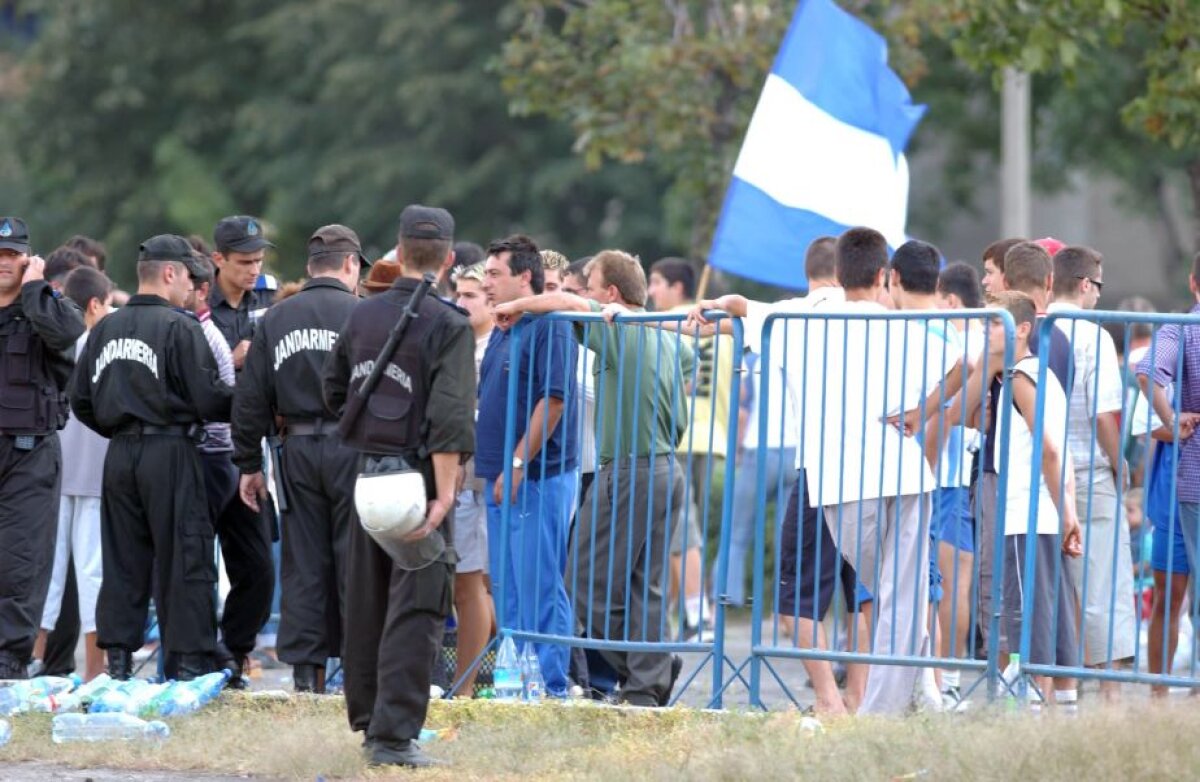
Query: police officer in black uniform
xmin=0 ymin=217 xmax=85 ymax=679
xmin=206 ymin=215 xmax=276 ymax=685
xmin=232 ymin=224 xmax=368 ymax=693
xmin=69 ymin=235 xmax=233 ymax=681
xmin=322 ymin=206 xmax=475 ymax=769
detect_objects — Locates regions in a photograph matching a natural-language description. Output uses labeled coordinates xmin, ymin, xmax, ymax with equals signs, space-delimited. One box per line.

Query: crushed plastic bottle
xmin=143 ymin=670 xmax=230 ymax=717
xmin=51 ymin=712 xmax=170 ymax=743
xmin=492 ymin=637 xmax=522 ymax=702
xmin=520 ymin=644 xmax=544 ymax=703
xmin=0 ymin=676 xmax=80 ymax=715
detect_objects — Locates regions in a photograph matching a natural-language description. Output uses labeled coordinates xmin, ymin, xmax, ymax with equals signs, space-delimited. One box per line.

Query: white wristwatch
xmin=512 ymin=456 xmax=525 ymax=471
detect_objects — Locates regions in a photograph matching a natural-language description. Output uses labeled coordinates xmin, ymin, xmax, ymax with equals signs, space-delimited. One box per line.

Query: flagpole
xmin=696 ymin=263 xmax=713 ymax=301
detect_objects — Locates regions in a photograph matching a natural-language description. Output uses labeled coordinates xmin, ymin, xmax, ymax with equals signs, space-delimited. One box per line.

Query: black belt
xmin=0 ymin=432 xmax=49 ymax=451
xmin=114 ymin=422 xmax=202 ymax=439
xmin=283 ymin=418 xmax=336 ymax=437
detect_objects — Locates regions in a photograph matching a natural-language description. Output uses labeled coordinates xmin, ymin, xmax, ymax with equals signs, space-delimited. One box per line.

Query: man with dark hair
xmin=44 ymin=247 xmax=90 ymax=291
xmin=0 ymin=217 xmax=86 ymax=680
xmin=981 ymin=237 xmax=1024 ymax=296
xmin=34 ymin=266 xmax=113 ymax=682
xmin=323 ymin=205 xmax=475 ymax=768
xmin=1048 ymin=245 xmax=1134 ymax=699
xmin=493 ymin=249 xmax=694 ymax=707
xmin=563 ymin=258 xmax=591 ymax=296
xmin=69 ymin=235 xmax=231 ymax=681
xmin=815 ymin=227 xmax=952 ymax=713
xmin=479 ymin=234 xmax=579 ymax=694
xmin=446 ymin=241 xmax=485 ymax=294
xmin=805 ymin=236 xmax=838 ymax=284
xmin=647 ymin=257 xmax=697 ymax=308
xmin=693 ymin=235 xmax=867 ymax=715
xmin=206 ymin=215 xmax=278 ymax=685
xmin=233 ymin=225 xmax=368 ymax=694
xmin=889 ymin=240 xmax=941 ymax=299
xmin=484 ymin=235 xmax=542 ymax=295
xmin=64 ymin=235 xmax=106 ymax=271
xmin=937 ymin=262 xmax=985 ymax=309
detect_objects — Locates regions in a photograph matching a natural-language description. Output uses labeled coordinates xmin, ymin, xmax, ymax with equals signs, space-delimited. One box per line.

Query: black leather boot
xmin=106 ymin=648 xmax=133 ymax=681
xmin=175 ymin=653 xmax=216 ymax=682
xmin=293 ymin=663 xmax=326 ymax=694
xmin=215 ymin=642 xmax=247 ymax=689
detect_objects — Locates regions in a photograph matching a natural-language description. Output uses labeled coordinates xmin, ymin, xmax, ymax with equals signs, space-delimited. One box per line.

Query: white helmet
xmin=355 ymin=469 xmax=444 ymax=569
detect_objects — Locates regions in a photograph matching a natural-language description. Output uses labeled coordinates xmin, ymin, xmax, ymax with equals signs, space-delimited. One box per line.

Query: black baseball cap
xmin=399 ymin=205 xmax=454 ymax=241
xmin=308 ymin=224 xmax=372 ymax=267
xmin=213 ymin=215 xmax=275 ymax=253
xmin=0 ymin=217 xmax=31 ymax=253
xmin=139 ymin=234 xmax=208 ymax=279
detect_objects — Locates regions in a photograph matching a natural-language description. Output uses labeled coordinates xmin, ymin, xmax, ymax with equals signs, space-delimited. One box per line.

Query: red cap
xmin=1034 ymin=237 xmax=1065 ymax=257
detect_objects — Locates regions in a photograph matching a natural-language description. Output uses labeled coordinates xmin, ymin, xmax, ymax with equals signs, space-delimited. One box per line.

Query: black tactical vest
xmin=0 ymin=309 xmax=67 ymax=434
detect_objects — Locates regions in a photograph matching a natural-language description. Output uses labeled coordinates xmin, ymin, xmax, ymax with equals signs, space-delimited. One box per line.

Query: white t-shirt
xmin=744 ymin=286 xmax=844 ymax=472
xmin=60 ymin=333 xmax=110 ymax=497
xmin=996 ymin=356 xmax=1070 ymax=536
xmin=1046 ymin=302 xmax=1124 ymax=470
xmin=792 ymin=300 xmax=951 ymax=507
xmin=926 ymin=321 xmax=984 ymax=489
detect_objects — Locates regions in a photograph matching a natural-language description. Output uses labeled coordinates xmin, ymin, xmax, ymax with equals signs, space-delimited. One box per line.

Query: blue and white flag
xmin=709 ymin=0 xmax=926 ymax=290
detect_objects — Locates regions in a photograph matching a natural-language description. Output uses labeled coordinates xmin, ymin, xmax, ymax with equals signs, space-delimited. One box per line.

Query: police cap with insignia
xmin=139 ymin=234 xmax=208 ymax=279
xmin=398 ymin=205 xmax=454 ymax=241
xmin=214 ymin=215 xmax=275 ymax=254
xmin=0 ymin=217 xmax=31 ymax=253
xmin=308 ymin=224 xmax=372 ymax=267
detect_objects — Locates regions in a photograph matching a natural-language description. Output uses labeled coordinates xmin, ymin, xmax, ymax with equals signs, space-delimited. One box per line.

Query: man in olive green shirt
xmin=493 ymin=249 xmax=693 ymax=706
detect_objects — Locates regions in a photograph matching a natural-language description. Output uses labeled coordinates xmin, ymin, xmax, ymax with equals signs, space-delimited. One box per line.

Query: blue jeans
xmin=486 ymin=469 xmax=579 ymax=695
xmin=727 ymin=447 xmax=796 ymax=607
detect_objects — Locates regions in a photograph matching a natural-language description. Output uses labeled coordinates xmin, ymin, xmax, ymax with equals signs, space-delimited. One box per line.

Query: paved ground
xmin=0 ymin=763 xmax=253 ymax=781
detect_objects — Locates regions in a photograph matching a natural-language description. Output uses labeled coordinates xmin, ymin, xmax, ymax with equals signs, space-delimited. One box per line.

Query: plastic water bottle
xmin=0 ymin=676 xmax=79 ymax=715
xmin=51 ymin=713 xmax=170 ymax=743
xmin=1004 ymin=653 xmax=1021 ymax=710
xmin=493 ymin=637 xmax=522 ymax=702
xmin=0 ymin=718 xmax=11 ymax=747
xmin=143 ymin=670 xmax=229 ymax=717
xmin=520 ymin=644 xmax=544 ymax=703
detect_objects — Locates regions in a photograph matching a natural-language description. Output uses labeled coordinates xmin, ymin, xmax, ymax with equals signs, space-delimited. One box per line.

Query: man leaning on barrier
xmin=493 ymin=249 xmax=694 ymax=708
xmin=1047 ymin=246 xmax=1136 ymax=701
xmin=478 ymin=234 xmax=580 ymax=697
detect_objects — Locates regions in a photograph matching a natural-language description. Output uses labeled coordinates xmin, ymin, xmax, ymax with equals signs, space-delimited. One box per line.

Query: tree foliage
xmin=500 ymin=1 xmax=791 ymax=257
xmin=1 ymin=0 xmax=677 ymax=285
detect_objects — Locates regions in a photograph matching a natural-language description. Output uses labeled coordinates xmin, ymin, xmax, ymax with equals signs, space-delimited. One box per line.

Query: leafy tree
xmin=500 ymin=1 xmax=791 ymax=259
xmin=2 ymin=0 xmax=678 ymax=285
xmin=899 ymin=0 xmax=1200 ymax=261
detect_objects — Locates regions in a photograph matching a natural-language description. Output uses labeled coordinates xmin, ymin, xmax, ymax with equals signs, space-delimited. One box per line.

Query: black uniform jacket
xmin=0 ymin=280 xmax=85 ymax=434
xmin=69 ymin=294 xmax=233 ymax=437
xmin=231 ymin=277 xmax=358 ymax=473
xmin=321 ymin=276 xmax=475 ymax=459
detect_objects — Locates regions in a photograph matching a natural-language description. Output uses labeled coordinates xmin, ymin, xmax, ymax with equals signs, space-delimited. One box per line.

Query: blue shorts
xmin=931 ymin=486 xmax=976 ymax=553
xmin=1148 ymin=444 xmax=1190 ymax=575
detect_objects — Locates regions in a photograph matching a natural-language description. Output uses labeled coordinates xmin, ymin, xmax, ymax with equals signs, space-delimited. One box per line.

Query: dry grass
xmin=2 ymin=693 xmax=1198 ymax=781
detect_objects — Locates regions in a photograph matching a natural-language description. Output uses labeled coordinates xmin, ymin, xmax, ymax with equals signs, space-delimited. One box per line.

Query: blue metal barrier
xmin=739 ymin=307 xmax=1016 ymax=713
xmin=1022 ymin=310 xmax=1200 ymax=697
xmin=450 ymin=310 xmax=743 ymax=708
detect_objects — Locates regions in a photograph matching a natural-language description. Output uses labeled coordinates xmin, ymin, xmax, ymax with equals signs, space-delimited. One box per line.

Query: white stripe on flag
xmin=732 ymin=74 xmax=910 ymax=248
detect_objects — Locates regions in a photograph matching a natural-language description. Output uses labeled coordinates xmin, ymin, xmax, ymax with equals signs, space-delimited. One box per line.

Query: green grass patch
xmin=1 ymin=694 xmax=1196 ymax=780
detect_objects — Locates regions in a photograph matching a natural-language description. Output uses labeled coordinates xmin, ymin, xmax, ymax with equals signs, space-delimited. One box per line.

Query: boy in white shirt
xmin=984 ymin=292 xmax=1083 ymax=704
xmin=34 ymin=266 xmax=113 ymax=681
